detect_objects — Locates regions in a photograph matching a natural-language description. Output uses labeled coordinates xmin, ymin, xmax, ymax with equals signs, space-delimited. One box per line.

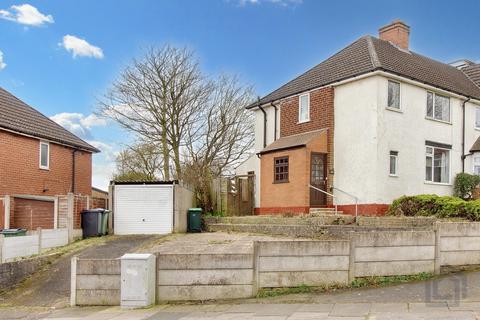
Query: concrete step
xmin=203 ymin=215 xmax=354 ymax=227
xmin=205 ymin=223 xmax=424 ymax=239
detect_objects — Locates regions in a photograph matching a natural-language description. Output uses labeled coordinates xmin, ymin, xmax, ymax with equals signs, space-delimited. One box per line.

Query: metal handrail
xmin=308 ymin=184 xmax=337 ymax=215
xmin=332 ymin=186 xmax=359 ymax=219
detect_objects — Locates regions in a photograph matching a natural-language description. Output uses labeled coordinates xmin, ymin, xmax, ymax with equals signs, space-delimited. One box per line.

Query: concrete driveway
xmin=0 ymin=235 xmax=158 ymax=309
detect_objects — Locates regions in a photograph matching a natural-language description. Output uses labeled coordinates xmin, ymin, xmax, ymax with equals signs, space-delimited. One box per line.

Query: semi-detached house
xmin=0 ymin=87 xmax=100 ymax=229
xmin=240 ymin=20 xmax=480 ymax=216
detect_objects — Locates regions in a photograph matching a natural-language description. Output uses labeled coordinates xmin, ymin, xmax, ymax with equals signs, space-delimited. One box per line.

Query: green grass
xmin=256 ymin=272 xmax=434 ymax=298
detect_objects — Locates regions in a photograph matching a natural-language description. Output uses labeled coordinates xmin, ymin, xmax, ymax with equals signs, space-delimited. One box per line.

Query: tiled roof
xmin=249 ymin=36 xmax=480 ymax=108
xmin=463 ymin=63 xmax=480 ymax=88
xmin=0 ymin=87 xmax=99 ymax=152
xmin=259 ymin=129 xmax=327 ymax=154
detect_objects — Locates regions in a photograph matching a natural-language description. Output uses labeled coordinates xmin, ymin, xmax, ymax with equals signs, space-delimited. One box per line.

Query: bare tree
xmin=184 ymin=75 xmax=255 ymax=209
xmin=114 ymin=142 xmax=163 ymax=181
xmin=98 ymin=46 xmax=209 ymax=180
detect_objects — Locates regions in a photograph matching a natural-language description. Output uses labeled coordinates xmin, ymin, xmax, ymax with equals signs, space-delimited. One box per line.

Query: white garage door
xmin=114 ymin=184 xmax=173 ymax=235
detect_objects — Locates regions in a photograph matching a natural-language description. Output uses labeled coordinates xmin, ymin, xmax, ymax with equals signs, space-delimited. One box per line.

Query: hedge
xmin=387 ymin=194 xmax=480 ymax=221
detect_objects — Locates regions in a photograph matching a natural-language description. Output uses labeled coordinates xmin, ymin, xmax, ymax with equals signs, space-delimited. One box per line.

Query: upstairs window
xmin=387 ymin=80 xmax=400 ymax=109
xmin=274 ymin=156 xmax=289 ymax=183
xmin=476 ymin=107 xmax=480 ymax=129
xmin=298 ymin=93 xmax=310 ymax=123
xmin=425 ymin=144 xmax=450 ymax=183
xmin=426 ymin=92 xmax=450 ymax=122
xmin=389 ymin=151 xmax=398 ymax=176
xmin=39 ymin=141 xmax=49 ymax=170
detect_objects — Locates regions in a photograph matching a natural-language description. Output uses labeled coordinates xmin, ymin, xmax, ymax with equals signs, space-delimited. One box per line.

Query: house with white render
xmin=238 ymin=20 xmax=480 ymax=216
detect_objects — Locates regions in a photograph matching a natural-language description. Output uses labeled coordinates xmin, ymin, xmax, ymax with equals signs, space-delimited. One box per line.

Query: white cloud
xmin=0 ymin=4 xmax=53 ymax=26
xmin=50 ymin=112 xmax=107 ymax=139
xmin=60 ymin=35 xmax=104 ymax=59
xmin=87 ymin=140 xmax=117 ymax=162
xmin=0 ymin=51 xmax=6 ymax=70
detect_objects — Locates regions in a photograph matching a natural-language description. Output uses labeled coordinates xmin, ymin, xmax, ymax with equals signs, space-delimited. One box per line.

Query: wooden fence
xmin=211 ymin=174 xmax=255 ymax=216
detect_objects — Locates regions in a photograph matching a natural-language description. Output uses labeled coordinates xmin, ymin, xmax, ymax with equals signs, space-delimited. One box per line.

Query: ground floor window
xmin=389 ymin=151 xmax=398 ymax=176
xmin=474 ymin=156 xmax=480 ymax=175
xmin=274 ymin=156 xmax=289 ymax=183
xmin=425 ymin=145 xmax=450 ymax=183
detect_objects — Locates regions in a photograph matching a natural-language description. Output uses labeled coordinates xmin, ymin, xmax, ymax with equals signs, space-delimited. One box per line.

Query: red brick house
xmin=0 ymin=87 xmax=100 ymax=230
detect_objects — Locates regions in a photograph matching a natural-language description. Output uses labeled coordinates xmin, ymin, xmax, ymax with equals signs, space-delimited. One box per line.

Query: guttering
xmin=271 ymin=102 xmax=278 ymax=141
xmin=258 ymin=103 xmax=267 ymax=148
xmin=462 ymin=97 xmax=472 ymax=172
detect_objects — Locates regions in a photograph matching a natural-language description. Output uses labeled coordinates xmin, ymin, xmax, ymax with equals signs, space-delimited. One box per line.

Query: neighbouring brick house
xmin=0 ymin=87 xmax=100 ymax=230
xmin=240 ymin=20 xmax=480 ymax=216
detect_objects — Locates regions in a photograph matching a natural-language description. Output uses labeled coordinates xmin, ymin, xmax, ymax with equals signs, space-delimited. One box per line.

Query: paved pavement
xmin=3 ymin=302 xmax=480 ymax=319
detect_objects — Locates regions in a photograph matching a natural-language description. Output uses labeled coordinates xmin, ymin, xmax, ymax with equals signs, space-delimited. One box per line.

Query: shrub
xmin=454 ymin=173 xmax=480 ymax=200
xmin=387 ymin=194 xmax=480 ymax=221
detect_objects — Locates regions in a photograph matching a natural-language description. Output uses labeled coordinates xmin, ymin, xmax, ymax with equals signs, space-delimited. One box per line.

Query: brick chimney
xmin=379 ymin=20 xmax=410 ymax=50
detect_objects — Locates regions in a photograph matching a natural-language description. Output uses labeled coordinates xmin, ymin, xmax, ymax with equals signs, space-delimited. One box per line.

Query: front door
xmin=310 ymin=153 xmax=327 ymax=206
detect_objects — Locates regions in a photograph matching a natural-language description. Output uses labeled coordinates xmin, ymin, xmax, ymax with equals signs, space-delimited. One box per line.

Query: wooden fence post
xmin=37 ymin=227 xmax=42 ymax=254
xmin=70 ymin=256 xmax=77 ymax=306
xmin=0 ymin=234 xmax=4 ymax=263
xmin=4 ymin=195 xmax=10 ymax=229
xmin=67 ymin=193 xmax=74 ymax=243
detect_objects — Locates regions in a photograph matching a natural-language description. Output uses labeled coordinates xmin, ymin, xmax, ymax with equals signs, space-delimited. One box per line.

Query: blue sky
xmin=0 ymin=0 xmax=479 ymax=190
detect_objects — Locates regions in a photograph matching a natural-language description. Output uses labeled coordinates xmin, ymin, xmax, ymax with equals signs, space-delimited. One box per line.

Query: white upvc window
xmin=426 ymin=91 xmax=450 ymax=122
xmin=298 ymin=93 xmax=310 ymax=123
xmin=387 ymin=80 xmax=400 ymax=110
xmin=474 ymin=155 xmax=480 ymax=175
xmin=39 ymin=141 xmax=50 ymax=170
xmin=475 ymin=107 xmax=480 ymax=129
xmin=425 ymin=145 xmax=450 ymax=184
xmin=389 ymin=151 xmax=398 ymax=176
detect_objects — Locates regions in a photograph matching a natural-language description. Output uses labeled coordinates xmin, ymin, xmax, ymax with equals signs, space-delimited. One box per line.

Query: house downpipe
xmin=258 ymin=102 xmax=267 ymax=148
xmin=271 ymin=102 xmax=278 ymax=141
xmin=461 ymin=97 xmax=471 ymax=172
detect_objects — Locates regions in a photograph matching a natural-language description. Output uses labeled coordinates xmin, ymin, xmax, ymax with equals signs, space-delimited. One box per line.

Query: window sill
xmin=297 ymin=119 xmax=311 ymax=124
xmin=424 ymin=181 xmax=451 ymax=186
xmin=39 ymin=167 xmax=50 ymax=171
xmin=273 ymin=180 xmax=289 ymax=184
xmin=389 ymin=174 xmax=399 ymax=177
xmin=386 ymin=107 xmax=402 ymax=113
xmin=425 ymin=117 xmax=452 ymax=125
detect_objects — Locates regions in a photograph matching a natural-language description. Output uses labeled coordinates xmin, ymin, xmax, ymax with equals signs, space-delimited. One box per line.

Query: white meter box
xmin=120 ymin=253 xmax=156 ymax=308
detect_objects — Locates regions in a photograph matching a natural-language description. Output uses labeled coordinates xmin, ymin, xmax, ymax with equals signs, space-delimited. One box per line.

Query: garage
xmin=112 ymin=181 xmax=193 ymax=235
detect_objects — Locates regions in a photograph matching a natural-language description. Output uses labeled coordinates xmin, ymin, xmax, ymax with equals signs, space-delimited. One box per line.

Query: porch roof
xmin=258 ymin=129 xmax=327 ymax=155
xmin=470 ymin=136 xmax=480 ymax=153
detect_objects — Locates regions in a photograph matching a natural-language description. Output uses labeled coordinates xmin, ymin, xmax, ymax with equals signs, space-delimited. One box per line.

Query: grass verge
xmin=256 ymin=272 xmax=434 ymax=298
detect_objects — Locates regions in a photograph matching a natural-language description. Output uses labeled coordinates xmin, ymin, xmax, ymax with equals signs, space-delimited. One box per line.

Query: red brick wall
xmin=279 ymin=86 xmax=335 ymax=205
xmin=0 ymin=130 xmax=92 ymax=197
xmin=92 ymin=197 xmax=107 ymax=209
xmin=11 ymin=198 xmax=54 ymax=229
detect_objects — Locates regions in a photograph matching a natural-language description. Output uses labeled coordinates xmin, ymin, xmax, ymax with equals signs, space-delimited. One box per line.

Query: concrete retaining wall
xmin=0 ymin=252 xmax=61 ymax=290
xmin=72 ymin=258 xmax=120 ymax=306
xmin=256 ymin=240 xmax=350 ymax=288
xmin=352 ymin=231 xmax=435 ymax=277
xmin=438 ymin=222 xmax=480 ymax=266
xmin=71 ymin=222 xmax=480 ymax=305
xmin=156 ymin=253 xmax=254 ymax=301
xmin=357 ymin=216 xmax=436 ymax=228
